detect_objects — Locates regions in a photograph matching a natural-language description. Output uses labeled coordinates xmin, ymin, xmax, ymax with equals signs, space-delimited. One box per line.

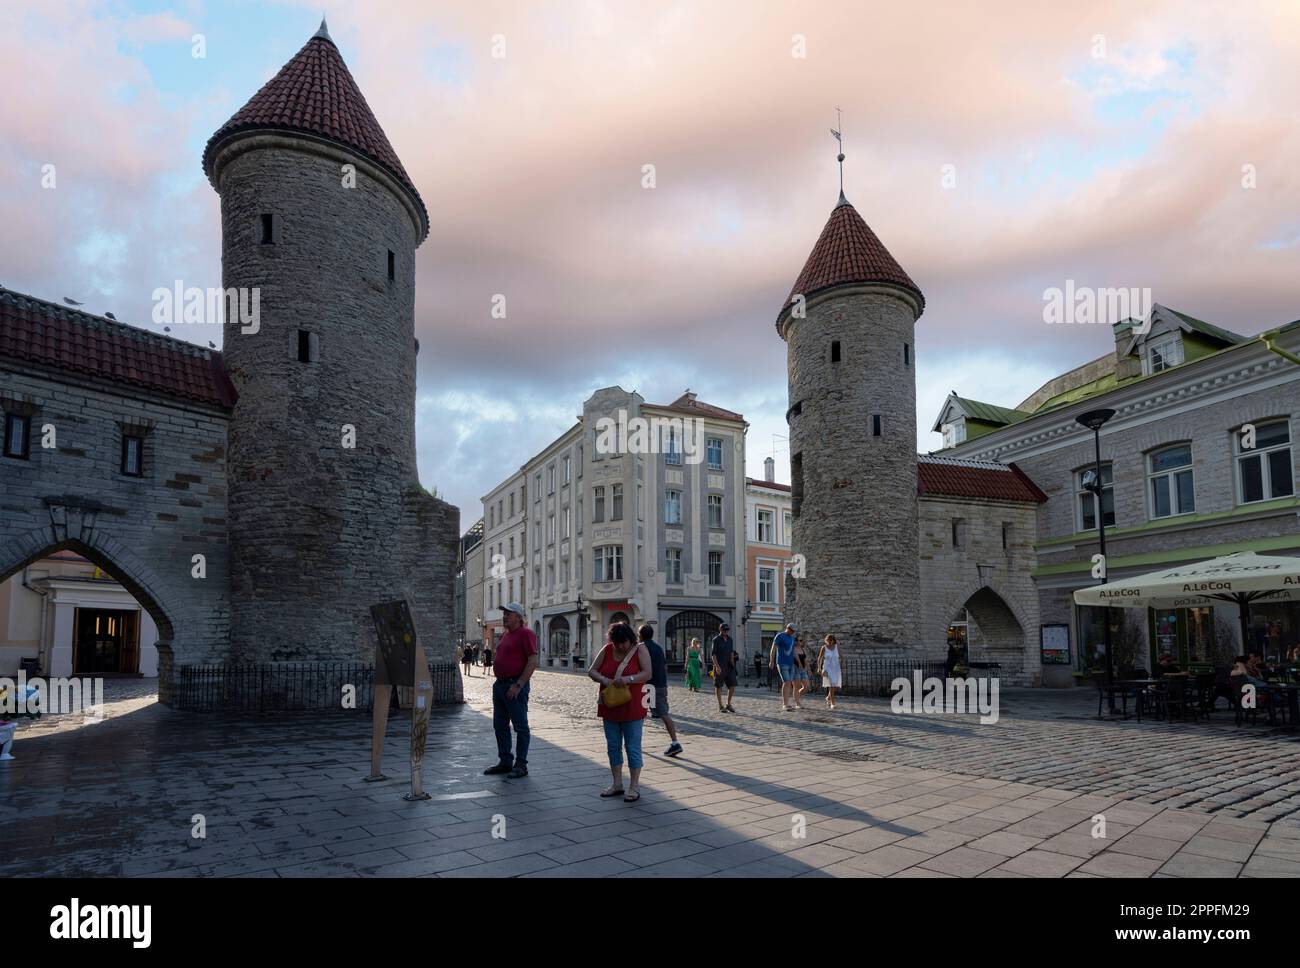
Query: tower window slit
xmin=387 ymin=249 xmax=395 ymax=281
xmin=872 ymin=414 xmax=882 ymax=437
xmin=830 ymin=340 xmax=841 ymax=363
xmin=260 ymin=213 xmax=274 ymax=244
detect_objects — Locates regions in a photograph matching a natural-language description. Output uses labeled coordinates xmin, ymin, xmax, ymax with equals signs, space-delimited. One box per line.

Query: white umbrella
xmin=1073 ymin=551 xmax=1300 ymax=651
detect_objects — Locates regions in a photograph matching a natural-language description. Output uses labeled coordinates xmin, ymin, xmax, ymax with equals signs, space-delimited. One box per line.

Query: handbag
xmin=601 ymin=646 xmax=639 ymax=708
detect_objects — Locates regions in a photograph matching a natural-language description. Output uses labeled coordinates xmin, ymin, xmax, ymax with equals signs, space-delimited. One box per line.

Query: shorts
xmin=777 ymin=663 xmax=795 ymax=682
xmin=650 ymin=686 xmax=670 ymax=718
xmin=793 ymin=668 xmax=809 ymax=681
xmin=714 ymin=668 xmax=737 ymax=689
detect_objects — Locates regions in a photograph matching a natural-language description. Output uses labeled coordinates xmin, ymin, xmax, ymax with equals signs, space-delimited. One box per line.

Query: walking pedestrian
xmin=792 ymin=635 xmax=809 ymax=708
xmin=482 ymin=642 xmax=493 ymax=674
xmin=818 ymin=634 xmax=842 ymax=709
xmin=770 ymin=623 xmax=797 ymax=711
xmin=460 ymin=643 xmax=474 ymax=677
xmin=640 ymin=624 xmax=682 ymax=757
xmin=482 ymin=603 xmax=537 ymax=779
xmin=685 ymin=637 xmax=703 ymax=691
xmin=712 ymin=624 xmax=738 ymax=712
xmin=589 ymin=622 xmax=653 ymax=801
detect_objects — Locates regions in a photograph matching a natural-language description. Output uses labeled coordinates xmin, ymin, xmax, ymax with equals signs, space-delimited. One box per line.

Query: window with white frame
xmin=756 ymin=509 xmax=774 ymax=543
xmin=665 ymin=548 xmax=682 ymax=584
xmin=1149 ymin=444 xmax=1195 ymax=518
xmin=664 ymin=490 xmax=682 ymax=525
xmin=1144 ymin=337 xmax=1184 ymax=375
xmin=611 ymin=483 xmax=623 ymax=520
xmin=547 ymin=515 xmax=555 ymax=542
xmin=594 ymin=486 xmax=605 ymax=523
xmin=707 ymin=494 xmax=723 ymax=529
xmin=1236 ymin=420 xmax=1294 ymax=504
xmin=1076 ymin=463 xmax=1115 ymax=530
xmin=708 ymin=551 xmax=723 ymax=586
xmin=757 ymin=566 xmax=776 ymax=604
xmin=707 ymin=437 xmax=723 ymax=470
xmin=563 ymin=506 xmax=571 ymax=538
xmin=665 ymin=426 xmax=681 ymax=465
xmin=594 ymin=546 xmax=623 ymax=582
xmin=564 ymin=456 xmax=571 ymax=483
xmin=783 ymin=512 xmax=792 ymax=544
xmin=548 ymin=465 xmax=556 ymax=494
xmin=534 ymin=473 xmax=541 ymax=500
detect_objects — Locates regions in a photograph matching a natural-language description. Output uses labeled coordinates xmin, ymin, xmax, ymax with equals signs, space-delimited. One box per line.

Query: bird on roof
xmin=163 ymin=326 xmax=171 ymax=333
xmin=63 ymin=297 xmax=83 ymax=306
xmin=208 ymin=341 xmax=216 ymax=348
xmin=105 ymin=312 xmax=116 ymax=319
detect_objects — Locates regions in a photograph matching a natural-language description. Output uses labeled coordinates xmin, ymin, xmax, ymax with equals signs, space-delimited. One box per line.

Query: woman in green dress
xmin=685 ymin=637 xmax=703 ymax=691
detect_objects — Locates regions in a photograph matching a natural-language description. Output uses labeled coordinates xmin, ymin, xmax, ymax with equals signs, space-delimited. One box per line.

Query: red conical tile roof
xmin=780 ymin=194 xmax=923 ymax=321
xmin=202 ymin=24 xmax=427 ymax=240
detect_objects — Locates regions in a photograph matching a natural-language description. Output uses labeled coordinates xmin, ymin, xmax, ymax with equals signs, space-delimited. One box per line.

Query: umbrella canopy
xmin=1073 ymin=552 xmax=1300 ymax=652
xmin=1072 ymin=552 xmax=1300 ymax=610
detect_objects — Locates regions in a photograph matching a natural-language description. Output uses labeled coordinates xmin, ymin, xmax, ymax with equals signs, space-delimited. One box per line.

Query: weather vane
xmin=830 ymin=106 xmax=844 ymax=196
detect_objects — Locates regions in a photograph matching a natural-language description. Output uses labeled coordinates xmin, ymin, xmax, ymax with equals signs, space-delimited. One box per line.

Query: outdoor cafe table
xmin=1117 ymin=679 xmax=1165 ymax=722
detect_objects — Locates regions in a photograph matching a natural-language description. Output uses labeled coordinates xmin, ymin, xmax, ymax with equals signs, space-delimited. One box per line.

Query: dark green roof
xmin=1164 ymin=307 xmax=1245 ymax=346
xmin=957 ymin=397 xmax=1032 ymax=426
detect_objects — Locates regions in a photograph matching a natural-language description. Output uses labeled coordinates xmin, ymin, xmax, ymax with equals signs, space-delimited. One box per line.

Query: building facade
xmin=481 ymin=474 xmax=527 ymax=649
xmin=744 ymin=458 xmax=794 ymax=658
xmin=489 ymin=386 xmax=747 ymax=670
xmin=0 ymin=21 xmax=460 ymax=701
xmin=936 ymin=303 xmax=1300 ymax=680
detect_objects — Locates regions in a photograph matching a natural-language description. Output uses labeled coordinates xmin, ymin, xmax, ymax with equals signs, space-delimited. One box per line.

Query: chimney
xmin=1113 ymin=320 xmax=1142 ymax=381
xmin=764 ymin=456 xmax=775 ymax=482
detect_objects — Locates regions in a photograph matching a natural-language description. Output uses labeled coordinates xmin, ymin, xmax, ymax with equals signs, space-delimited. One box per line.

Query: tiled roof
xmin=780 ymin=194 xmax=924 ymax=321
xmin=917 ymin=455 xmax=1046 ymax=504
xmin=747 ymin=477 xmax=791 ymax=492
xmin=202 ymin=25 xmax=427 ymax=240
xmin=646 ymin=393 xmax=745 ymax=424
xmin=0 ymin=289 xmax=236 ymax=409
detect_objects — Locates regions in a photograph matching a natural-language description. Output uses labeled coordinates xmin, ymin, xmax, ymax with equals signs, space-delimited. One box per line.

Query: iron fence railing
xmin=742 ymin=656 xmax=999 ymax=697
xmin=170 ymin=661 xmax=461 ymax=713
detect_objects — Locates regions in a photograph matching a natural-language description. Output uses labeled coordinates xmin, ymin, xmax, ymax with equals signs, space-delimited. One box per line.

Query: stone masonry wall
xmin=784 ymin=285 xmax=921 ymax=654
xmin=0 ymin=365 xmax=232 ymax=673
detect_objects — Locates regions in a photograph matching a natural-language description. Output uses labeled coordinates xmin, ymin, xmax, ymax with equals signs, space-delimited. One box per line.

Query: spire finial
xmin=314 ymin=14 xmax=332 ymax=42
xmin=830 ymin=106 xmax=845 ymax=200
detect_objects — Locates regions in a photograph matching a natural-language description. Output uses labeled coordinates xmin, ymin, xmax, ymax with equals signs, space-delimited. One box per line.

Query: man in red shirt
xmin=484 ymin=602 xmax=539 ymax=779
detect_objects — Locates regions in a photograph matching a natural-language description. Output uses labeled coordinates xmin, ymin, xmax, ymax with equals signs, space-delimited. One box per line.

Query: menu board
xmin=370 ymin=600 xmax=417 ymax=686
xmin=1040 ymin=624 xmax=1071 ymax=665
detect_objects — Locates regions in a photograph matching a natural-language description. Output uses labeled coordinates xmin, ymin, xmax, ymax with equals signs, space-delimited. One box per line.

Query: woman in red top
xmin=588 ymin=622 xmax=653 ymax=802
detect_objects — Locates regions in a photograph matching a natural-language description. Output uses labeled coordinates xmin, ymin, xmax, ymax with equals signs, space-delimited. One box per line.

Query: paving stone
xmin=1077 ymin=851 xmax=1164 ymax=877
xmin=994 ymin=850 xmax=1085 ymax=877
xmin=918 ymin=847 xmax=1006 ymax=877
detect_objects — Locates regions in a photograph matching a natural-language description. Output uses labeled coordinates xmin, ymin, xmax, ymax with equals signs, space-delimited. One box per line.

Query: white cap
xmin=502 ymin=602 xmax=526 ymax=618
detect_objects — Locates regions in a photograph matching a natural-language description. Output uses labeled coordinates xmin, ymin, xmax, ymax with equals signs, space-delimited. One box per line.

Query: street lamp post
xmin=1077 ymin=407 xmax=1117 ymax=713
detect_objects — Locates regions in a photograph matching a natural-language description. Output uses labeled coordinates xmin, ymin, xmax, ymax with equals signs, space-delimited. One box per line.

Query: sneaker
xmin=725 ymin=705 xmax=736 ymax=713
xmin=507 ymin=765 xmax=529 ymax=779
xmin=483 ymin=762 xmax=512 ymax=776
xmin=664 ymin=742 xmax=683 ymax=758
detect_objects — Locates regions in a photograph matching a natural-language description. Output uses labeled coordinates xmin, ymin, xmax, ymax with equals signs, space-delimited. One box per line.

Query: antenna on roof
xmin=830 ymin=106 xmax=845 ymax=202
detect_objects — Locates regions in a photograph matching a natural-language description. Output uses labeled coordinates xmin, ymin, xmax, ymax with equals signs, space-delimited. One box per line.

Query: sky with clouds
xmin=3 ymin=0 xmax=1298 ymax=520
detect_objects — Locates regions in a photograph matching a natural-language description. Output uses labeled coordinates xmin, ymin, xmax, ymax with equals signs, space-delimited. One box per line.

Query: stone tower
xmin=777 ymin=191 xmax=925 ymax=653
xmin=203 ymin=20 xmax=459 ymax=676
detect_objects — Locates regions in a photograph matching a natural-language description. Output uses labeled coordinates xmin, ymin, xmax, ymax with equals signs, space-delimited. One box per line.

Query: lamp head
xmin=1076 ymin=407 xmax=1117 ymax=432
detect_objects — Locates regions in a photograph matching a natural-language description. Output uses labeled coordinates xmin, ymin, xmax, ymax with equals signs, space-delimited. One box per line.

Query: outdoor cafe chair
xmin=1162 ymin=676 xmax=1201 ymax=723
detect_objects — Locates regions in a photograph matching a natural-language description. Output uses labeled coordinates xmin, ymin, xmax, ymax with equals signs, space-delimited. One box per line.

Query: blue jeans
xmin=492 ymin=679 xmax=530 ymax=767
xmin=603 ymin=717 xmax=644 ymax=770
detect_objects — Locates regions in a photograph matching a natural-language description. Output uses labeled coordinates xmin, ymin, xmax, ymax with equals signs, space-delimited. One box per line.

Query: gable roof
xmin=645 ymin=392 xmax=745 ymax=424
xmin=778 ymin=194 xmax=924 ymax=323
xmin=930 ymin=391 xmax=1032 ymax=433
xmin=1120 ymin=303 xmax=1245 ymax=357
xmin=917 ymin=455 xmax=1047 ymax=504
xmin=202 ymin=21 xmax=427 ymax=241
xmin=0 ymin=288 xmax=236 ymax=409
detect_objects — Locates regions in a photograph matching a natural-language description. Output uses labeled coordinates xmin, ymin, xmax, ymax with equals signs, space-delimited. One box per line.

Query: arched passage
xmin=0 ymin=524 xmax=180 ymax=686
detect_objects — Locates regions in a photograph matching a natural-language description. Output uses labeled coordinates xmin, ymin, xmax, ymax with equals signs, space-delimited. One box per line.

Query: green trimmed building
xmin=933 ymin=303 xmax=1300 ymax=682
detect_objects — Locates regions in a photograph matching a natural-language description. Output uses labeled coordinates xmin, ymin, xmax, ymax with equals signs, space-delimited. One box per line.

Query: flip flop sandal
xmin=600 ymin=788 xmax=625 ymax=798
xmin=623 ymin=791 xmax=641 ymax=802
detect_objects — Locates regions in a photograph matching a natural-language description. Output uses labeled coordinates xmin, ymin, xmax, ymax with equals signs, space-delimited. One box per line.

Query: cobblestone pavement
xmin=1 ymin=670 xmax=1298 ymax=878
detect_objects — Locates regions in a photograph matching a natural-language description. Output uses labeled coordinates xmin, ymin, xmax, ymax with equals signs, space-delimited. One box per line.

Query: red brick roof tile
xmin=781 ymin=195 xmax=924 ymax=321
xmin=202 ymin=29 xmax=427 ymax=240
xmin=0 ymin=289 xmax=236 ymax=409
xmin=917 ymin=455 xmax=1046 ymax=503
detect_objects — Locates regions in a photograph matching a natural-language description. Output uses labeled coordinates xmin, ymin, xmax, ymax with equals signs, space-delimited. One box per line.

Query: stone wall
xmin=782 ymin=284 xmax=921 ymax=653
xmin=0 ymin=365 xmax=232 ymax=674
xmin=918 ymin=495 xmax=1041 ymax=685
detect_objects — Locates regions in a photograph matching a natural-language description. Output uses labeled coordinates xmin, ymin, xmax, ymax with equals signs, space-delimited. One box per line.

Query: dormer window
xmin=1144 ymin=336 xmax=1184 ymax=375
xmin=941 ymin=421 xmax=966 ymax=448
